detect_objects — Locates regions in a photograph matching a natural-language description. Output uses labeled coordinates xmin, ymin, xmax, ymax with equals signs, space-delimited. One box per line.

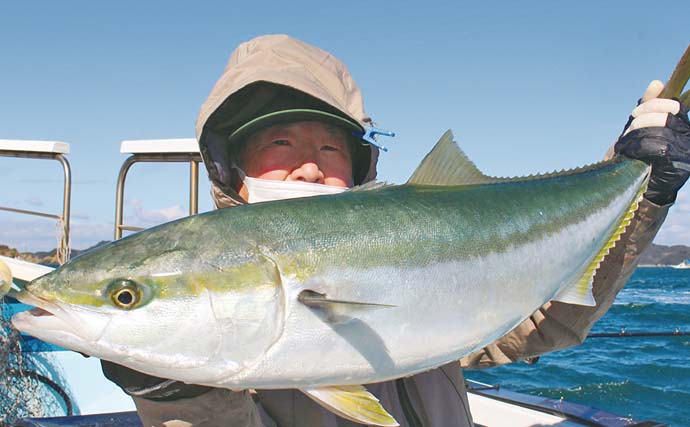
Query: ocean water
xmin=466 ymin=267 xmax=690 ymax=426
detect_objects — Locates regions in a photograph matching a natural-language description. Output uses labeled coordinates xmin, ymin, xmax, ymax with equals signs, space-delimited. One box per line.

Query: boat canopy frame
xmin=115 ymin=138 xmax=201 ymax=239
xmin=0 ymin=140 xmax=72 ymax=264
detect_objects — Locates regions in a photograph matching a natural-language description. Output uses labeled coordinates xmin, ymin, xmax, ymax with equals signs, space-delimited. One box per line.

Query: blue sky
xmin=0 ymin=1 xmax=688 ymax=251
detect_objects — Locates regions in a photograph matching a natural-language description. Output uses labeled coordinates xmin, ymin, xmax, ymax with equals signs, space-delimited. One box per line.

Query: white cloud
xmin=17 ymin=178 xmax=64 ymax=184
xmin=653 ymin=191 xmax=690 ymax=246
xmin=127 ymin=199 xmax=186 ymax=227
xmin=69 ymin=222 xmax=114 ymax=249
xmin=0 ymin=218 xmax=112 ymax=252
xmin=0 ymin=219 xmax=68 ymax=252
xmin=25 ymin=196 xmax=43 ymax=207
xmin=72 ymin=212 xmax=91 ymax=220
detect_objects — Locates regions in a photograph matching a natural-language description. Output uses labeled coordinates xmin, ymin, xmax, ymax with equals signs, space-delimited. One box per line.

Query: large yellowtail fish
xmin=12 ymin=133 xmax=650 ymax=426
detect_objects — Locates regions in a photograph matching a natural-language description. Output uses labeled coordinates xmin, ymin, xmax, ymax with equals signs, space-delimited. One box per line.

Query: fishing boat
xmin=672 ymin=259 xmax=690 ymax=269
xmin=0 ymin=139 xmax=668 ymax=427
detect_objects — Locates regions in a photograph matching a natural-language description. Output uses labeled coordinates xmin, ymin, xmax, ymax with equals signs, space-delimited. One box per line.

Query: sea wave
xmin=614 ymin=290 xmax=690 ymax=305
xmin=467 ymin=267 xmax=690 ymax=426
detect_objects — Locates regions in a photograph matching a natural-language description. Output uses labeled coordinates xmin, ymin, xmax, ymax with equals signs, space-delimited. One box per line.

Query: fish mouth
xmin=14 ymin=290 xmax=65 ymax=322
xmin=27 ymin=307 xmax=53 ymax=317
xmin=11 ymin=290 xmax=98 ymax=351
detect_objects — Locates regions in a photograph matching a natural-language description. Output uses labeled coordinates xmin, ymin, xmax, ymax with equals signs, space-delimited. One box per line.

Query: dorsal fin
xmin=407 ymin=131 xmax=641 ymax=187
xmin=407 ymin=130 xmax=502 ymax=186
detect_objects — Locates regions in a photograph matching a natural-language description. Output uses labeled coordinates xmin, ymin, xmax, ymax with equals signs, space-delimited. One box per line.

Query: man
xmin=103 ymin=35 xmax=690 ymax=426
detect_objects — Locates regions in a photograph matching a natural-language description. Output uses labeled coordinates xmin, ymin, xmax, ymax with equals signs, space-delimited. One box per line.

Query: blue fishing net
xmin=1 ymin=298 xmax=73 ymax=426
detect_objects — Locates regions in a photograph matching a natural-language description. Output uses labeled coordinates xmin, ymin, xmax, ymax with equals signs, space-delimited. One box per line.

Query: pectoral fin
xmin=301 ymin=385 xmax=399 ymax=426
xmin=298 ymin=290 xmax=395 ymax=309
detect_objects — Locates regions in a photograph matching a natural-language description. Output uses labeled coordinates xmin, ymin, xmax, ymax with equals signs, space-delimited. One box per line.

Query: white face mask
xmin=240 ymin=172 xmax=348 ymax=204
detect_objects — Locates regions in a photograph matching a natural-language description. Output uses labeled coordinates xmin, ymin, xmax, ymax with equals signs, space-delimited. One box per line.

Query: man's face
xmin=237 ymin=121 xmax=354 ymax=200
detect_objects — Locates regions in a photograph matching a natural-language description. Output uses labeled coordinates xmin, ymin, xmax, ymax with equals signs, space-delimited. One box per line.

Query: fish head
xmin=11 ymin=236 xmax=286 ymax=384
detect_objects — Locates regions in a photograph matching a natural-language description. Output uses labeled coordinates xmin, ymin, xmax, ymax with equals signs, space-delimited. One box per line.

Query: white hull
xmin=672 ymin=260 xmax=690 ymax=269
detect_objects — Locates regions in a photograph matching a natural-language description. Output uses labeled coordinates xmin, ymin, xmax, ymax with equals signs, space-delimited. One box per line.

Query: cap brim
xmin=227 ymin=109 xmax=364 ymax=145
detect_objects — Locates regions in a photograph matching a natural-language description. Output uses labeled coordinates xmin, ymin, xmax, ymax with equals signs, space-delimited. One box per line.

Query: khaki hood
xmin=195 ymin=34 xmax=380 ymax=207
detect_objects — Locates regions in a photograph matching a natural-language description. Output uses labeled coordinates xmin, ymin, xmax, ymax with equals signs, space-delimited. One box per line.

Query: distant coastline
xmin=637 ymin=243 xmax=690 ymax=267
xmin=1 ymin=241 xmax=689 ymax=267
xmin=0 ymin=241 xmax=110 ymax=265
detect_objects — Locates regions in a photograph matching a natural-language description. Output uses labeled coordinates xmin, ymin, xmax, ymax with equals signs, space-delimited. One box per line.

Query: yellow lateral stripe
xmin=574 ymin=176 xmax=649 ymax=298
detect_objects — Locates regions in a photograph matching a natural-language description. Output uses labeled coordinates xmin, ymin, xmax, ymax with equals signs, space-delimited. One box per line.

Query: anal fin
xmin=301 ymin=385 xmax=399 ymax=426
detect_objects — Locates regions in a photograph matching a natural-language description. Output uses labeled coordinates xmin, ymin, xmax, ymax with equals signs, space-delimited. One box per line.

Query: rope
xmin=588 ymin=329 xmax=690 ymax=338
xmin=4 ymin=369 xmax=73 ymax=416
xmin=55 ymin=217 xmax=70 ymax=265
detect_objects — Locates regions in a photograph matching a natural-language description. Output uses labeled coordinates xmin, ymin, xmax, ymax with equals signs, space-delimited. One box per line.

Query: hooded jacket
xmin=195 ymin=34 xmax=379 ymax=208
xmin=126 ymin=35 xmax=671 ymax=427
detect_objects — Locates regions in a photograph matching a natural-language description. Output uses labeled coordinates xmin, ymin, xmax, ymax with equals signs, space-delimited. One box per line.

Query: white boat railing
xmin=114 ymin=138 xmax=201 ymax=239
xmin=0 ymin=140 xmax=72 ymax=264
xmin=0 ymin=255 xmax=54 ymax=282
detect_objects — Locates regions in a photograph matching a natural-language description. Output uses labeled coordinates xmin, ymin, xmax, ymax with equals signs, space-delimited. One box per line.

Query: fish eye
xmin=107 ymin=279 xmax=142 ymax=310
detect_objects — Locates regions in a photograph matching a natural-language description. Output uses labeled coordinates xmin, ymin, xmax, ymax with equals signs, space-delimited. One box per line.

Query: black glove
xmin=101 ymin=360 xmax=214 ymax=402
xmin=615 ymin=97 xmax=690 ymax=206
